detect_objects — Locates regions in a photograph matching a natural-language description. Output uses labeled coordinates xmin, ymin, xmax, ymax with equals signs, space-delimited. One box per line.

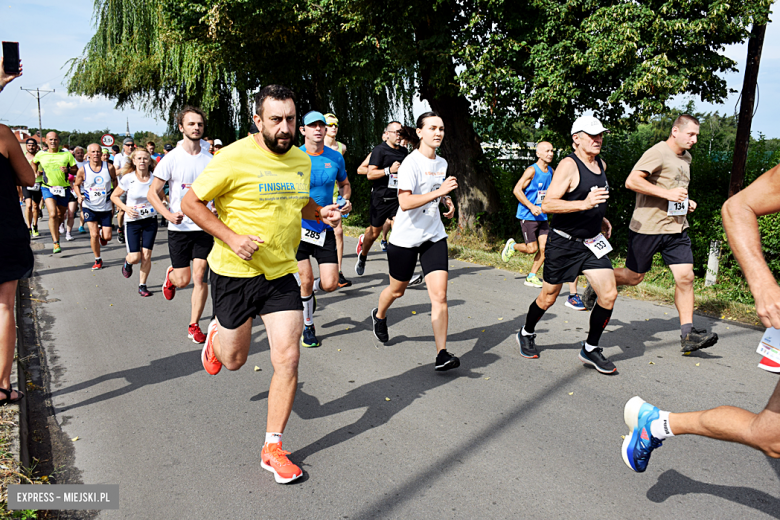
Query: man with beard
xmin=148 ymin=106 xmax=213 ymax=344
xmin=183 ymin=85 xmax=341 ymax=484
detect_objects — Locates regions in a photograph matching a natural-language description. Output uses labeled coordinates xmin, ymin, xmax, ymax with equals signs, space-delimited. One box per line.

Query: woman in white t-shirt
xmin=371 ymin=112 xmax=460 ymax=371
xmin=110 ymin=149 xmax=164 ymax=297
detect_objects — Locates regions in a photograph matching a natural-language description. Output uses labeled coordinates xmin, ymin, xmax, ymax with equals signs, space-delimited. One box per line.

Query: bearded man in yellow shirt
xmin=182 ymin=84 xmax=342 ymax=485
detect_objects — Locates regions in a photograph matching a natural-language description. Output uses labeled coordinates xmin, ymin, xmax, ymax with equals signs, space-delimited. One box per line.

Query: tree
xmin=68 ymin=0 xmax=773 ymax=231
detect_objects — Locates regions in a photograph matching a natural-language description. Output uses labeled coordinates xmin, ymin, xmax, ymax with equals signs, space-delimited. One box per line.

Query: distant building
xmin=12 ymin=126 xmax=41 ymax=144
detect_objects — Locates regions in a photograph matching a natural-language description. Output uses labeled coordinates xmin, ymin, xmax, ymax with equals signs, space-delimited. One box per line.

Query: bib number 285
xmin=301 ymin=228 xmax=326 ymax=247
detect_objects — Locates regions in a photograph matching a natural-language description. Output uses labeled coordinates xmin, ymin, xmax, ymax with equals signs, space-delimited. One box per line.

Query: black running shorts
xmin=296 ymin=228 xmax=338 ymax=264
xmin=625 ymin=230 xmax=694 ymax=274
xmin=125 ymin=218 xmax=158 ymax=253
xmin=369 ymin=193 xmax=399 ymax=228
xmin=387 ymin=237 xmax=448 ymax=282
xmin=22 ymin=187 xmax=42 ymax=204
xmin=543 ymin=232 xmax=612 ymax=285
xmin=83 ymin=209 xmax=113 ymax=227
xmin=521 ymin=220 xmax=550 ymax=244
xmin=168 ymin=230 xmax=214 ymax=269
xmin=211 ymin=271 xmax=303 ymax=329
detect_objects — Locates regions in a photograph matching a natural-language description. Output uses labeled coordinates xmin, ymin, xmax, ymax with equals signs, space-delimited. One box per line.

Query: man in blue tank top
xmin=501 ymin=142 xmax=584 ymax=309
xmin=514 ymin=116 xmax=618 ymax=375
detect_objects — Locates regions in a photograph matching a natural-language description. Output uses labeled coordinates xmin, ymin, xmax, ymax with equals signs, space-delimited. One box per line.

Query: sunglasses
xmin=327 ymin=124 xmax=338 ymax=128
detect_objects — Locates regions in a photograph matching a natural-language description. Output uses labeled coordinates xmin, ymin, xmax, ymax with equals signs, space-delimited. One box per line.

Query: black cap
xmin=111 ymin=145 xmax=120 ymax=152
xmin=164 ymin=144 xmax=173 ymax=151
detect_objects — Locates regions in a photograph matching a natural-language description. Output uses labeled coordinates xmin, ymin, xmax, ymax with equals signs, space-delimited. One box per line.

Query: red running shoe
xmin=91 ymin=258 xmax=103 ymax=270
xmin=188 ymin=323 xmax=206 ymax=344
xmin=201 ymin=320 xmax=222 ymax=375
xmin=163 ymin=266 xmax=176 ymax=300
xmin=356 ymin=233 xmax=364 ymax=256
xmin=758 ymin=356 xmax=780 ymax=373
xmin=261 ymin=442 xmax=302 ymax=484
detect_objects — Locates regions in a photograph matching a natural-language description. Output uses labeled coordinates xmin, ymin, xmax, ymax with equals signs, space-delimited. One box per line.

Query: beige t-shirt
xmin=629 ymin=141 xmax=691 ymax=234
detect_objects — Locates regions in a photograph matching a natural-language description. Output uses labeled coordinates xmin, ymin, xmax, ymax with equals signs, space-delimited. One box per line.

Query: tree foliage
xmin=67 ymin=0 xmax=773 ymax=229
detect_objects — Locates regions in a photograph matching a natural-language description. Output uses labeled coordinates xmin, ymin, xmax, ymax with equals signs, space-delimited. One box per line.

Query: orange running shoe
xmin=261 ymin=442 xmax=302 ymax=484
xmin=201 ymin=320 xmax=222 ymax=375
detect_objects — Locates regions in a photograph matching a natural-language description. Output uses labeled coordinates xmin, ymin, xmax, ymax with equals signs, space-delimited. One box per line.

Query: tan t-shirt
xmin=628 ymin=141 xmax=691 ymax=234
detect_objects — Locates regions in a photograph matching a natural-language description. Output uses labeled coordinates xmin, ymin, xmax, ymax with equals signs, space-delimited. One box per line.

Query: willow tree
xmin=69 ymin=0 xmax=773 ymax=231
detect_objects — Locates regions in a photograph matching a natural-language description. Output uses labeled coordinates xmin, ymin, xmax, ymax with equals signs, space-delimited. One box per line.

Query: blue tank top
xmin=516 ymin=163 xmax=552 ymax=221
xmin=299 ymin=145 xmax=347 ymax=232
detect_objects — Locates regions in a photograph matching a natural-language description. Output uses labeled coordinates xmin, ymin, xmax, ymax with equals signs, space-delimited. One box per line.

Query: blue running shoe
xmin=622 ymin=396 xmax=664 ymax=472
xmin=565 ymin=294 xmax=586 ymax=311
xmin=301 ymin=325 xmax=320 ymax=348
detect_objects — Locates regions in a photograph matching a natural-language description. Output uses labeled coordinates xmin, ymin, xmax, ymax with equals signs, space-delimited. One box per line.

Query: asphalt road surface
xmin=19 ymin=217 xmax=780 ymax=519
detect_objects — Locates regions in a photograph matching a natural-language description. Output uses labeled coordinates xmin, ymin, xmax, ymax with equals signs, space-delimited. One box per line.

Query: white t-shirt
xmin=389 ymin=150 xmax=449 ymax=248
xmin=119 ymin=172 xmax=156 ymax=222
xmin=113 ymin=153 xmax=129 ymax=172
xmin=153 ymin=144 xmax=212 ymax=231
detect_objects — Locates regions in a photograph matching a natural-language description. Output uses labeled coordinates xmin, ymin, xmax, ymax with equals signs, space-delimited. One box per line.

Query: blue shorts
xmin=125 ymin=218 xmax=158 ymax=253
xmin=41 ymin=186 xmax=69 ymax=207
xmin=83 ymin=209 xmax=113 ymax=227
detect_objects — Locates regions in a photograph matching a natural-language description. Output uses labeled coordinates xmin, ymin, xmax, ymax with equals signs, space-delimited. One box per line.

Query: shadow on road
xmin=647 ymin=469 xmax=780 ymax=519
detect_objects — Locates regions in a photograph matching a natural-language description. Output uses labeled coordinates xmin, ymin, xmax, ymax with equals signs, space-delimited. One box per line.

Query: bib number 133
xmin=584 ymin=233 xmax=613 ymax=259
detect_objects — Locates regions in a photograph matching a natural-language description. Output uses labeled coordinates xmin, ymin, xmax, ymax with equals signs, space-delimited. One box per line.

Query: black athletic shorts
xmin=211 ymin=271 xmax=303 ymax=329
xmin=370 ymin=194 xmax=399 ymax=228
xmin=22 ymin=187 xmax=42 ymax=204
xmin=521 ymin=220 xmax=550 ymax=244
xmin=168 ymin=230 xmax=214 ymax=269
xmin=83 ymin=209 xmax=113 ymax=227
xmin=625 ymin=230 xmax=694 ymax=274
xmin=543 ymin=232 xmax=612 ymax=285
xmin=296 ymin=227 xmax=338 ymax=264
xmin=387 ymin=237 xmax=448 ymax=282
xmin=125 ymin=218 xmax=158 ymax=253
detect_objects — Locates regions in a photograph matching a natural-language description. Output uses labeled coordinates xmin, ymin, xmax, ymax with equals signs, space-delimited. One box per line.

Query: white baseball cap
xmin=571 ymin=116 xmax=608 ymax=136
xmin=213 ymin=139 xmax=223 ymax=146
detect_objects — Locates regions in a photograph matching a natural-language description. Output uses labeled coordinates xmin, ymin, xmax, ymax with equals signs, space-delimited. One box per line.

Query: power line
xmin=20 ymin=87 xmax=54 ymax=141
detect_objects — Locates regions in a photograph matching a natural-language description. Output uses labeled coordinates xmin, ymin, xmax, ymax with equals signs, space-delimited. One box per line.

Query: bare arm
xmin=722 ymin=163 xmax=780 ymax=328
xmin=148 ymin=177 xmax=182 ymax=225
xmin=357 ymin=153 xmax=371 ymax=176
xmin=367 ymin=160 xmax=400 ymax=181
xmin=625 ymin=169 xmax=688 ymax=202
xmin=337 ymin=178 xmax=352 ymax=214
xmin=541 ymin=157 xmax=607 ymax=214
xmin=398 ymin=176 xmax=458 ymax=211
xmin=74 ymin=168 xmax=85 ymax=201
xmin=513 ymin=166 xmax=541 ymax=216
xmin=0 ymin=125 xmax=35 ymax=186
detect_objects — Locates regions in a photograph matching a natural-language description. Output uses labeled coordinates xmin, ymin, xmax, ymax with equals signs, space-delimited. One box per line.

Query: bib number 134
xmin=667 ymin=198 xmax=689 ymax=216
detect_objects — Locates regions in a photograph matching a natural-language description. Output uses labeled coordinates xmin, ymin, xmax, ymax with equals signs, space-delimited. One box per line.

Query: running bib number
xmin=134 ymin=204 xmax=156 ymax=219
xmin=667 ymin=199 xmax=689 ymax=216
xmin=536 ymin=190 xmax=547 ymax=204
xmin=88 ymin=187 xmax=107 ymax=204
xmin=757 ymin=328 xmax=780 ymax=365
xmin=49 ymin=186 xmax=66 ymax=197
xmin=388 ymin=173 xmax=399 ymax=189
xmin=301 ymin=228 xmax=326 ymax=247
xmin=584 ymin=233 xmax=613 ymax=259
xmin=27 ymin=182 xmax=41 ymax=192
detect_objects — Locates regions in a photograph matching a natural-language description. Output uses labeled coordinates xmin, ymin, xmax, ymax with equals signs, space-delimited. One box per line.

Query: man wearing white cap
xmin=514 ymin=115 xmax=618 ymax=375
xmin=583 ymin=114 xmax=717 ymax=354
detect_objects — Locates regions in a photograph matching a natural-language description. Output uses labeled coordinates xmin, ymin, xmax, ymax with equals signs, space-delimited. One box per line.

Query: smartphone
xmin=2 ymin=42 xmax=20 ymax=75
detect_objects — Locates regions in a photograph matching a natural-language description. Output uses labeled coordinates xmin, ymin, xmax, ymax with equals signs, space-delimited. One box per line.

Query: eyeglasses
xmin=327 ymin=124 xmax=338 ymax=128
xmin=388 ymin=130 xmax=402 ymax=135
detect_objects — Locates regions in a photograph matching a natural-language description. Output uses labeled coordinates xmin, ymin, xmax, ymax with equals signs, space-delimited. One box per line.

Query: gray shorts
xmin=521 ymin=220 xmax=550 ymax=244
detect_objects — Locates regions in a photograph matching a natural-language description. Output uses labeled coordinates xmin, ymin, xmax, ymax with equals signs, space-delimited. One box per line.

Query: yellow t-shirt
xmin=191 ymin=136 xmax=312 ymax=279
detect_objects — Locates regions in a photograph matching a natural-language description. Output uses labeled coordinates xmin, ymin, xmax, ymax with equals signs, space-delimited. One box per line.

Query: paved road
xmin=20 ymin=216 xmax=780 ymax=519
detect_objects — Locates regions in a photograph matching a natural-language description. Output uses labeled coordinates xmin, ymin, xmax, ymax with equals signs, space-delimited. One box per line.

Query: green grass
xmin=341 ymin=223 xmax=761 ymax=327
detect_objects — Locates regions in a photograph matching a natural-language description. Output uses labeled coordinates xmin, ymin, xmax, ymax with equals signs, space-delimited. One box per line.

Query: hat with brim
xmin=571 ymin=116 xmax=608 ymax=136
xmin=324 ymin=113 xmax=339 ymax=125
xmin=303 ymin=111 xmax=326 ymax=126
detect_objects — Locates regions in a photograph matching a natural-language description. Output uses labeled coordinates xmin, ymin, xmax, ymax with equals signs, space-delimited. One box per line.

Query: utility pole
xmin=729 ymin=23 xmax=766 ymax=198
xmin=126 ymin=118 xmax=130 ymax=137
xmin=20 ymin=87 xmax=54 ymax=144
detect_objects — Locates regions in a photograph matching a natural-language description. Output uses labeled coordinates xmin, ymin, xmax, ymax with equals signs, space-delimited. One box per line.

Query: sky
xmin=2 ymin=1 xmax=779 ymax=138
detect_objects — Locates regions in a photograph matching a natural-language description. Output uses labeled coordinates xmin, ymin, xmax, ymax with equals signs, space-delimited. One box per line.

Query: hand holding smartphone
xmin=1 ymin=42 xmax=22 ymax=89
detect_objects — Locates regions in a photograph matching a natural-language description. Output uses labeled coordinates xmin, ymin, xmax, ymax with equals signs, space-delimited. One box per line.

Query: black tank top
xmin=0 ymin=153 xmax=31 ymax=246
xmin=550 ymin=153 xmax=609 ymax=238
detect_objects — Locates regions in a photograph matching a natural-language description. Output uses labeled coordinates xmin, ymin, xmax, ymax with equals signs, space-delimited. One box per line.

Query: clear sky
xmin=2 ymin=1 xmax=778 ymax=138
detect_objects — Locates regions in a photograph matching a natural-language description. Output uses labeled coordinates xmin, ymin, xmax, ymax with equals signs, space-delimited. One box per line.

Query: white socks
xmin=584 ymin=342 xmax=598 ymax=352
xmin=302 ymin=294 xmax=314 ymax=326
xmin=521 ymin=327 xmax=534 ymax=337
xmin=265 ymin=432 xmax=282 ymax=445
xmin=313 ymin=278 xmax=321 ymax=293
xmin=650 ymin=411 xmax=674 ymax=440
